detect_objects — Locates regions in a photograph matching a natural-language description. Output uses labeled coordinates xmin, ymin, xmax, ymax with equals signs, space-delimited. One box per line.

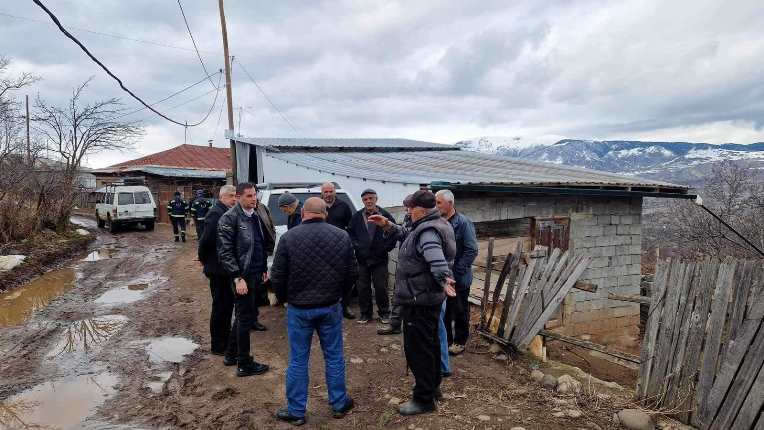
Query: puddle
xmin=47 ymin=315 xmax=128 ymax=359
xmin=0 ymin=268 xmax=76 ymax=327
xmin=94 ymin=274 xmax=164 ymax=306
xmin=70 ymin=215 xmax=98 ymax=229
xmin=81 ymin=249 xmax=115 ymax=262
xmin=145 ymin=370 xmax=173 ymax=394
xmin=146 ymin=337 xmax=198 ymax=365
xmin=0 ymin=372 xmax=118 ymax=430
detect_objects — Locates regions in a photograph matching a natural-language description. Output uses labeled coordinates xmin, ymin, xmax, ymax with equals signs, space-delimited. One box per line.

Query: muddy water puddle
xmin=81 ymin=248 xmax=117 ymax=262
xmin=0 ymin=268 xmax=76 ymax=328
xmin=95 ymin=273 xmax=165 ymax=306
xmin=146 ymin=336 xmax=198 ymax=365
xmin=46 ymin=315 xmax=128 ymax=362
xmin=0 ymin=372 xmax=118 ymax=430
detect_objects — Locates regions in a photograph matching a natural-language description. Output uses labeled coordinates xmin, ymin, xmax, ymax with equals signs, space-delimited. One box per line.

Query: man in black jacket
xmin=271 ymin=197 xmax=357 ymax=426
xmin=198 ymin=185 xmax=236 ymax=356
xmin=348 ymin=189 xmax=396 ymax=324
xmin=217 ymin=182 xmax=270 ymax=377
xmin=321 ymin=182 xmax=356 ymax=320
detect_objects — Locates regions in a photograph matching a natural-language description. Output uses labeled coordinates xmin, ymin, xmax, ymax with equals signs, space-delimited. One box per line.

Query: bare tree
xmin=0 ymin=56 xmax=39 ymax=101
xmin=33 ymin=78 xmax=143 ymax=230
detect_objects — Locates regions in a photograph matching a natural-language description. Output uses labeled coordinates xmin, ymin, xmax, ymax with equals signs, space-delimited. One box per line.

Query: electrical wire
xmin=31 ymin=0 xmax=218 ymax=128
xmin=176 ymin=0 xmax=217 ymax=89
xmin=234 ymin=60 xmax=300 ymax=133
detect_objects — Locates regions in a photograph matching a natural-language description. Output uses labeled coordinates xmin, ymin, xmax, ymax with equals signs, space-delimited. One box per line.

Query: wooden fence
xmin=637 ymin=257 xmax=763 ymax=429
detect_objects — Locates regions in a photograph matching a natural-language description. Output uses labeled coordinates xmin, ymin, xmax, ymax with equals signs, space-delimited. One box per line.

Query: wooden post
xmin=479 ymin=237 xmax=494 ymax=330
xmin=217 ymin=0 xmax=237 ymax=184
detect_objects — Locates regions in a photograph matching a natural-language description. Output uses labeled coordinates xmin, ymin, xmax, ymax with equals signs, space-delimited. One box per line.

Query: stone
xmin=0 ymin=255 xmax=25 ymax=271
xmin=494 ymin=354 xmax=508 ymax=362
xmin=380 ymin=347 xmax=389 ymax=353
xmin=510 ymin=427 xmax=526 ymax=430
xmin=617 ymin=409 xmax=655 ymax=430
xmin=350 ymin=357 xmax=364 ymax=364
xmin=552 ymin=411 xmax=567 ymax=418
xmin=76 ymin=228 xmax=89 ymax=236
xmin=489 ymin=343 xmax=503 ymax=354
xmin=530 ymin=370 xmax=545 ymax=382
xmin=557 ymin=374 xmax=582 ymax=394
xmin=541 ymin=374 xmax=558 ymax=389
xmin=477 ymin=415 xmax=491 ymax=422
xmin=552 ymin=398 xmax=569 ymax=405
xmin=566 ymin=409 xmax=583 ymax=418
xmin=391 ymin=343 xmax=401 ymax=351
xmin=388 ymin=397 xmax=401 ymax=406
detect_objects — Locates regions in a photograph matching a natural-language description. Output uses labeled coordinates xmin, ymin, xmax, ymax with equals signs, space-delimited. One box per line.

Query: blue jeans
xmin=439 ymin=300 xmax=450 ymax=374
xmin=286 ymin=303 xmax=348 ymax=418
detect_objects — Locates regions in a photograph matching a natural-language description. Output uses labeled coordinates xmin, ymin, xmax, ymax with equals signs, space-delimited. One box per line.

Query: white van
xmin=95 ymin=184 xmax=157 ymax=233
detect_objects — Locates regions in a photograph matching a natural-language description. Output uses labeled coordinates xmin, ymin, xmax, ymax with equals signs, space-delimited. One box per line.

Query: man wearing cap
xmin=348 ymin=189 xmax=396 ymax=324
xmin=167 ymin=191 xmax=189 ymax=242
xmin=368 ymin=190 xmax=456 ymax=416
xmin=190 ymin=189 xmax=211 ymax=239
xmin=271 ymin=197 xmax=357 ymax=425
xmin=278 ymin=192 xmax=302 ymax=230
xmin=321 ymin=182 xmax=356 ymax=320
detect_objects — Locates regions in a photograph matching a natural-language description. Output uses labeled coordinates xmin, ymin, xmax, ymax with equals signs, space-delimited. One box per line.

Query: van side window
xmin=118 ymin=193 xmax=134 ymax=205
xmin=134 ymin=191 xmax=152 ymax=204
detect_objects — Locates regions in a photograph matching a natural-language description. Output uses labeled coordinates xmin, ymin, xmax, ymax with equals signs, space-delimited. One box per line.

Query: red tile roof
xmin=109 ymin=144 xmax=231 ymax=170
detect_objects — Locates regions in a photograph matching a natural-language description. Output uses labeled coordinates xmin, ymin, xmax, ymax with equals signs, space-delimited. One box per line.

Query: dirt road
xmin=1 ymin=219 xmax=630 ymax=429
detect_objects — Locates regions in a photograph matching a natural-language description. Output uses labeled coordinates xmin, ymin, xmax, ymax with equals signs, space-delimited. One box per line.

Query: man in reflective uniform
xmin=167 ymin=191 xmax=189 ymax=242
xmin=190 ymin=189 xmax=211 ymax=239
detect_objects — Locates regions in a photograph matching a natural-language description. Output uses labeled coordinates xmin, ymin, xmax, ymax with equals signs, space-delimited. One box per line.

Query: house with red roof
xmin=92 ymin=144 xmax=231 ymax=222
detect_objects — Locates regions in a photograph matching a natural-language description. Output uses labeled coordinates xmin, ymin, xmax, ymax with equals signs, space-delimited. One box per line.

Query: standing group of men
xmin=166 ymin=190 xmax=214 ymax=242
xmin=196 ymin=181 xmax=477 ymax=425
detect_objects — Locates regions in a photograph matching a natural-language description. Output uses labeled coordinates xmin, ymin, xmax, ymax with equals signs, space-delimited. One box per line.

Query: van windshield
xmin=134 ymin=191 xmax=152 ymax=204
xmin=118 ymin=193 xmax=134 ymax=205
xmin=266 ymin=192 xmax=354 ymax=226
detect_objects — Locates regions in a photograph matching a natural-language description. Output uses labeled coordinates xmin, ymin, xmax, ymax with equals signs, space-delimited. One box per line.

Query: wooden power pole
xmin=218 ymin=0 xmax=237 ymax=184
xmin=25 ymin=94 xmax=31 ymax=162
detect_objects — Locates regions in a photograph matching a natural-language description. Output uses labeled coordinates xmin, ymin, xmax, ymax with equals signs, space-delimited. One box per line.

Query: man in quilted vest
xmin=270 ymin=197 xmax=358 ymax=426
xmin=368 ymin=190 xmax=457 ymax=416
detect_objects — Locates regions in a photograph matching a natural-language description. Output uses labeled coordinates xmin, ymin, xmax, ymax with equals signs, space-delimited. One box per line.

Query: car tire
xmin=96 ymin=213 xmax=105 ymax=228
xmin=106 ymin=215 xmax=118 ymax=233
xmin=145 ymin=221 xmax=155 ymax=231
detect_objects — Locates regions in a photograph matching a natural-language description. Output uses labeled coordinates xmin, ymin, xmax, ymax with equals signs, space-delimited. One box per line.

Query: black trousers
xmin=445 ymin=286 xmax=471 ymax=345
xmin=208 ymin=274 xmax=234 ymax=353
xmin=402 ymin=304 xmax=441 ymax=404
xmin=170 ymin=217 xmax=186 ymax=239
xmin=194 ymin=219 xmax=205 ymax=239
xmin=357 ymin=263 xmax=390 ymax=319
xmin=226 ymin=274 xmax=261 ymax=362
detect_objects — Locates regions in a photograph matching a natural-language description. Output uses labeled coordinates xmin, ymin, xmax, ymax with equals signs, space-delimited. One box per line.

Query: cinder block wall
xmin=448 ymin=193 xmax=643 ymax=339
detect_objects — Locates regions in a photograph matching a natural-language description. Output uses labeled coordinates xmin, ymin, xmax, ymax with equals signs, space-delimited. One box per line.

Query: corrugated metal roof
xmin=230 ymin=135 xmax=454 ymax=151
xmin=94 ymin=166 xmax=226 ymax=179
xmin=109 ymin=144 xmax=230 ymax=170
xmin=268 ymin=150 xmax=687 ymax=190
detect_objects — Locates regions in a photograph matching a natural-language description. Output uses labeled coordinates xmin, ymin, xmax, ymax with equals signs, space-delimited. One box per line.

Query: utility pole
xmin=25 ymin=94 xmax=31 ymax=163
xmin=218 ymin=0 xmax=237 ymax=184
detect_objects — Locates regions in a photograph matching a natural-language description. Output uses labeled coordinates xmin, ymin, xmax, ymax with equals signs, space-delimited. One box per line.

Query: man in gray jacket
xmin=368 ymin=190 xmax=456 ymax=416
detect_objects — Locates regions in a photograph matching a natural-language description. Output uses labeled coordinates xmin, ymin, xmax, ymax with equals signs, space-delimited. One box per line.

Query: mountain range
xmin=455 ymin=137 xmax=764 ymax=186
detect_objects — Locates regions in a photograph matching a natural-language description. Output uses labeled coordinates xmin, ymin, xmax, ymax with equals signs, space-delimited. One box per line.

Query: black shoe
xmin=181 ymin=236 xmax=186 ymax=243
xmin=441 ymin=371 xmax=452 ymax=378
xmin=174 ymin=237 xmax=180 ymax=242
xmin=398 ymin=400 xmax=436 ymax=416
xmin=211 ymin=349 xmax=225 ymax=356
xmin=343 ymin=309 xmax=356 ymax=320
xmin=377 ymin=324 xmax=402 ymax=335
xmin=250 ymin=322 xmax=267 ymax=331
xmin=276 ymin=408 xmax=306 ymax=426
xmin=237 ymin=360 xmax=269 ymax=377
xmin=332 ymin=396 xmax=354 ymax=419
xmin=223 ymin=355 xmax=237 ymax=366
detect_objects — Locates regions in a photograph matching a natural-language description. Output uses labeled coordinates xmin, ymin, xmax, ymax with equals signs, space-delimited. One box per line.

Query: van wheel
xmin=96 ymin=214 xmax=105 ymax=228
xmin=106 ymin=215 xmax=118 ymax=233
xmin=145 ymin=221 xmax=155 ymax=231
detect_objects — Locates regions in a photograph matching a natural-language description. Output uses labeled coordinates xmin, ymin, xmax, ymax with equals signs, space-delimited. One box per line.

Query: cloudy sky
xmin=2 ymin=0 xmax=763 ymax=167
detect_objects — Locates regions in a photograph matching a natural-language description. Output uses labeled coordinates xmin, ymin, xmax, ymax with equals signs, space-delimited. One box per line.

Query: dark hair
xmin=410 ymin=190 xmax=436 ymax=209
xmin=236 ymin=182 xmax=257 ymax=195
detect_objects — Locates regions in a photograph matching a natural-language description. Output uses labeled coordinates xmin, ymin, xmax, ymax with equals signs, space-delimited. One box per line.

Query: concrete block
xmin=628 ymin=264 xmax=642 ymax=275
xmin=575 ymin=300 xmax=593 ymax=312
xmin=632 ymin=255 xmax=643 ymax=265
xmin=630 ymin=224 xmax=642 ymax=235
xmin=590 ymin=256 xmax=611 ymax=268
xmin=610 ymin=215 xmax=621 ymax=224
xmin=603 ymin=225 xmax=617 ymax=236
xmin=597 ymin=215 xmax=612 ymax=225
xmin=631 ymin=235 xmax=642 ymax=245
xmin=617 ymin=224 xmax=632 ymax=235
xmin=595 ymin=236 xmax=613 ymax=247
xmin=585 ymin=225 xmax=604 ymax=237
xmin=620 ymin=215 xmax=633 ymax=225
xmin=629 ymin=244 xmax=642 ymax=255
xmin=601 ymin=246 xmax=616 ymax=257
xmin=614 ymin=255 xmax=632 ymax=267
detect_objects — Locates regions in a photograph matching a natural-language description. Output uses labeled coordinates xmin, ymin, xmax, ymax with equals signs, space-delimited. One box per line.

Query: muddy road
xmin=1 ymin=217 xmax=630 ymax=429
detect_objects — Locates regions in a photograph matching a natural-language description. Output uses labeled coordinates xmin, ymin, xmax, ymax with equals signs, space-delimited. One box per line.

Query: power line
xmin=176 ymin=0 xmax=217 ymax=89
xmin=31 ymin=0 xmax=217 ymax=128
xmin=235 ymin=60 xmax=299 ymax=133
xmin=0 ymin=11 xmax=214 ymax=54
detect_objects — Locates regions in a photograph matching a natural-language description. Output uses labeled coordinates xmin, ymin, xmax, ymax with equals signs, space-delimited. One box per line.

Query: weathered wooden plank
xmin=677 ymin=260 xmax=719 ymax=422
xmin=542 ymin=251 xmax=570 ymax=307
xmin=710 ymin=318 xmax=764 ymax=430
xmin=479 ymin=238 xmax=495 ymax=330
xmin=488 ymin=241 xmax=515 ymax=330
xmin=729 ymin=359 xmax=764 ymax=430
xmin=505 ymin=260 xmax=533 ymax=341
xmin=637 ymin=258 xmax=670 ymax=400
xmin=497 ymin=242 xmax=523 ymax=338
xmin=693 ymin=259 xmax=737 ymax=428
xmin=726 ymin=261 xmax=755 ymax=349
xmin=509 ymin=253 xmax=546 ymax=345
xmin=573 ymin=281 xmax=598 ymax=293
xmin=662 ymin=261 xmax=698 ymax=408
xmin=607 ymin=293 xmax=651 ymax=304
xmin=512 ymin=251 xmax=560 ymax=340
xmin=517 ymin=255 xmax=591 ymax=349
xmin=539 ymin=329 xmax=641 ymax=365
xmin=647 ymin=259 xmax=687 ymax=400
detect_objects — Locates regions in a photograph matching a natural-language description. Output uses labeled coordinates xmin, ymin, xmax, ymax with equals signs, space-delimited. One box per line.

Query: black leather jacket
xmin=217 ymin=203 xmax=268 ymax=279
xmin=198 ymin=200 xmax=229 ymax=276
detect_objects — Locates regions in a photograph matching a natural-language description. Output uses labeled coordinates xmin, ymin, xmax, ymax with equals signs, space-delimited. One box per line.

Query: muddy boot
xmin=174 ymin=236 xmax=180 ymax=242
xmin=398 ymin=400 xmax=436 ymax=416
xmin=377 ymin=324 xmax=401 ymax=335
xmin=181 ymin=233 xmax=186 ymax=243
xmin=237 ymin=358 xmax=269 ymax=377
xmin=332 ymin=396 xmax=354 ymax=419
xmin=276 ymin=408 xmax=306 ymax=426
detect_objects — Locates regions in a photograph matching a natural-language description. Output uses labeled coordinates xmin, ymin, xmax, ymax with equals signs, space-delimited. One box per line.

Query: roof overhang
xmin=430 ymin=181 xmax=695 ymax=199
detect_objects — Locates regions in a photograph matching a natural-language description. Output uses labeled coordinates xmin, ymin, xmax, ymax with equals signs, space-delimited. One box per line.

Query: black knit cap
xmin=361 ymin=188 xmax=377 ymax=197
xmin=410 ymin=190 xmax=436 ymax=209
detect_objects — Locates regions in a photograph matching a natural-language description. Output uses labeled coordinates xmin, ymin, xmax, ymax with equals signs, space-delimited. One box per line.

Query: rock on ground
xmin=76 ymin=228 xmax=90 ymax=236
xmin=530 ymin=369 xmax=544 ymax=382
xmin=557 ymin=374 xmax=582 ymax=394
xmin=541 ymin=374 xmax=558 ymax=389
xmin=616 ymin=409 xmax=655 ymax=430
xmin=0 ymin=255 xmax=26 ymax=271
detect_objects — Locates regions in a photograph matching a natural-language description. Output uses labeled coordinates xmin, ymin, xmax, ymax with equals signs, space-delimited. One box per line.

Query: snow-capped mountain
xmin=454 ymin=138 xmax=764 ymax=186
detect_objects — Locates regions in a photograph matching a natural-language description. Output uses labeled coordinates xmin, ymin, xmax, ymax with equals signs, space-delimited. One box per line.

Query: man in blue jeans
xmin=270 ymin=197 xmax=358 ymax=426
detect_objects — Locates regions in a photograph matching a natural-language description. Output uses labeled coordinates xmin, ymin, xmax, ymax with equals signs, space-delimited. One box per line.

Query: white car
xmin=95 ymin=184 xmax=157 ymax=233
